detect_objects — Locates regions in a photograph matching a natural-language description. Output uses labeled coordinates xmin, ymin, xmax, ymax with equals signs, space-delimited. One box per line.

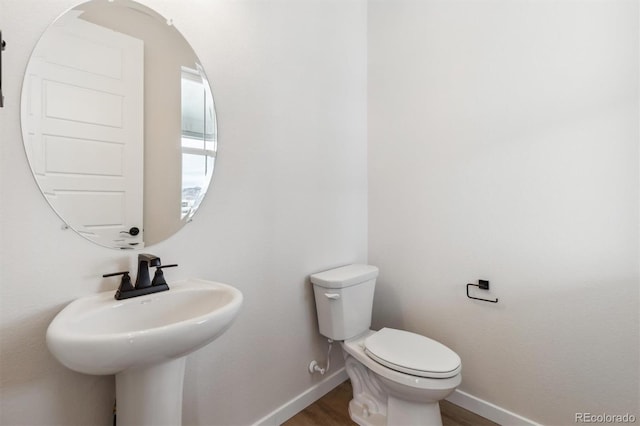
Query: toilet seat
xmin=343 ymin=331 xmax=461 ymax=393
xmin=364 ymin=328 xmax=461 ymax=379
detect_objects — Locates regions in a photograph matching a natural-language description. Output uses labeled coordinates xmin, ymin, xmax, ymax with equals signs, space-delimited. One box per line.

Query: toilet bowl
xmin=310 ymin=264 xmax=462 ymax=426
xmin=343 ymin=329 xmax=461 ymax=426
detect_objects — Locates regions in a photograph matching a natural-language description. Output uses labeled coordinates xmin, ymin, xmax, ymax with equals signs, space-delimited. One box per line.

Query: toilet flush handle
xmin=324 ymin=293 xmax=340 ymax=300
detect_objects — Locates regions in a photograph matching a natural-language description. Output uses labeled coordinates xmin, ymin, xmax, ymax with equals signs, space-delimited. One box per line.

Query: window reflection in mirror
xmin=181 ymin=66 xmax=217 ymax=221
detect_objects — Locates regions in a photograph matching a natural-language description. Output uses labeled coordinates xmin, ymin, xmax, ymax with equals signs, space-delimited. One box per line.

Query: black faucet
xmin=103 ymin=253 xmax=178 ymax=300
xmin=135 ymin=253 xmax=161 ymax=289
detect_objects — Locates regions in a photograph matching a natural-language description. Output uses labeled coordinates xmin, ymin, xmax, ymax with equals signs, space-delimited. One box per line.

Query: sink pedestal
xmin=116 ymin=358 xmax=186 ymax=426
xmin=46 ymin=279 xmax=243 ymax=426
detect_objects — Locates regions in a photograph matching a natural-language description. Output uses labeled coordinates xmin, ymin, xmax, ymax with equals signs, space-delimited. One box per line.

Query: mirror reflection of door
xmin=23 ymin=11 xmax=144 ymax=248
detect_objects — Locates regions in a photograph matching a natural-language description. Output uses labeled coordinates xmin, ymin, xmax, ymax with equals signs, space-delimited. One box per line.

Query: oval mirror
xmin=21 ymin=0 xmax=217 ymax=249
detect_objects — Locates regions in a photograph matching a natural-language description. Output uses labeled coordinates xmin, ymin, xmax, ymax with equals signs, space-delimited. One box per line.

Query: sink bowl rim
xmin=47 ymin=278 xmax=243 ymax=343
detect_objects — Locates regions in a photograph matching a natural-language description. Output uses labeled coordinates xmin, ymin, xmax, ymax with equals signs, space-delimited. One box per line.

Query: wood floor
xmin=283 ymin=381 xmax=498 ymax=426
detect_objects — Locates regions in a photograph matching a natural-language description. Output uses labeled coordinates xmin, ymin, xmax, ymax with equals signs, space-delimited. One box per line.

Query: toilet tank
xmin=310 ymin=264 xmax=379 ymax=341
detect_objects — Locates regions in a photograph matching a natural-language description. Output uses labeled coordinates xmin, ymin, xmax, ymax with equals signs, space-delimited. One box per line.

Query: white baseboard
xmin=446 ymin=389 xmax=541 ymax=426
xmin=252 ymin=367 xmax=349 ymax=426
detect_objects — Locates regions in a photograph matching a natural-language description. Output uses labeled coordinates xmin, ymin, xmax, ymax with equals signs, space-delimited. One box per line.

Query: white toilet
xmin=310 ymin=264 xmax=461 ymax=426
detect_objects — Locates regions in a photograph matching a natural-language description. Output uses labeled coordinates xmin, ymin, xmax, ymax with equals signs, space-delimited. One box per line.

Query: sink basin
xmin=46 ymin=278 xmax=243 ymax=426
xmin=47 ymin=278 xmax=242 ymax=375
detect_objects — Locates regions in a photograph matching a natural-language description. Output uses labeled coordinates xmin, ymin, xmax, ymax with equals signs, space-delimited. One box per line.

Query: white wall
xmin=0 ymin=0 xmax=367 ymax=425
xmin=368 ymin=1 xmax=639 ymax=425
xmin=3 ymin=1 xmax=639 ymax=425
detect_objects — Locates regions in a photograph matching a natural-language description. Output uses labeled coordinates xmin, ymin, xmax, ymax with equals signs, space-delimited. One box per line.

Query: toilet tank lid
xmin=310 ymin=264 xmax=379 ymax=289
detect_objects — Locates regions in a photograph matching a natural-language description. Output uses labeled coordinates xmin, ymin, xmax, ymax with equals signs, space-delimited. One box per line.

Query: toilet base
xmin=347 ymin=389 xmax=444 ymax=426
xmin=349 ymin=399 xmax=387 ymax=426
xmin=344 ymin=354 xmax=388 ymax=426
xmin=387 ymin=395 xmax=442 ymax=426
xmin=342 ymin=334 xmax=459 ymax=426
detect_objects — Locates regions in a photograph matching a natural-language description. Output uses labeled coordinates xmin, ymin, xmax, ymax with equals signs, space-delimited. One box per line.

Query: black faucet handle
xmin=151 ymin=264 xmax=178 ymax=286
xmin=157 ymin=264 xmax=178 ymax=270
xmin=103 ymin=271 xmax=130 ymax=278
xmin=103 ymin=271 xmax=134 ymax=297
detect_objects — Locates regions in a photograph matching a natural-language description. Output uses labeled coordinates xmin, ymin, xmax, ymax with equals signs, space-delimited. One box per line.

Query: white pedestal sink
xmin=46 ymin=279 xmax=243 ymax=426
